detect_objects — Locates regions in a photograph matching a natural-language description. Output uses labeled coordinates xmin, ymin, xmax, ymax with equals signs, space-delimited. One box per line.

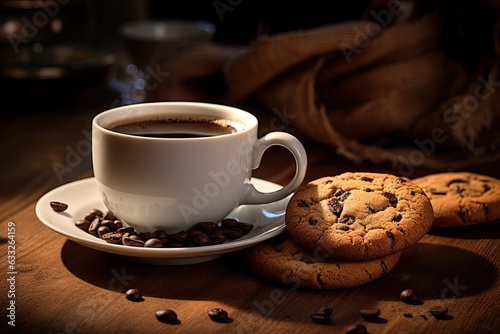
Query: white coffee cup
xmin=92 ymin=101 xmax=307 ymax=233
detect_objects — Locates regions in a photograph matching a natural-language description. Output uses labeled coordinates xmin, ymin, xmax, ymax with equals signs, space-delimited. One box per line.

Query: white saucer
xmin=35 ymin=177 xmax=289 ymax=265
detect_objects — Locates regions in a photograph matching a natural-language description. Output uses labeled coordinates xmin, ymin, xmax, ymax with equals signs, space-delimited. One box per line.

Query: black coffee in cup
xmin=110 ymin=119 xmax=241 ymax=138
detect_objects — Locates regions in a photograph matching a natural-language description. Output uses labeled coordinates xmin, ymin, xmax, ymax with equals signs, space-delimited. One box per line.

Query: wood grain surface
xmin=1 ymin=83 xmax=499 ymax=334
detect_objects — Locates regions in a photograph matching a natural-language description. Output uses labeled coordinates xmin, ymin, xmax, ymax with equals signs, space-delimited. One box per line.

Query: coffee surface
xmin=110 ymin=119 xmax=240 ymax=138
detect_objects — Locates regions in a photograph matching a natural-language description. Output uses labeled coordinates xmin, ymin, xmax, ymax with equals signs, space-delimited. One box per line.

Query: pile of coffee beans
xmin=73 ymin=208 xmax=254 ymax=248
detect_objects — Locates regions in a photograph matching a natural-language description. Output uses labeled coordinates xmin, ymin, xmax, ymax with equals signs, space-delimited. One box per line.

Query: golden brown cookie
xmin=246 ymin=234 xmax=401 ymax=290
xmin=412 ymin=172 xmax=500 ymax=228
xmin=285 ymin=172 xmax=434 ymax=261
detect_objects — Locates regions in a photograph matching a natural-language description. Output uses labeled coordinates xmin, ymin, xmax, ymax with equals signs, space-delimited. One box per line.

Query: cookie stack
xmin=412 ymin=172 xmax=500 ymax=228
xmin=247 ymin=172 xmax=434 ymax=290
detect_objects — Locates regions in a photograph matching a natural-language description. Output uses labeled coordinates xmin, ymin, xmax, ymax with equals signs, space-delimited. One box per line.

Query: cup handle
xmin=242 ymin=132 xmax=307 ymax=204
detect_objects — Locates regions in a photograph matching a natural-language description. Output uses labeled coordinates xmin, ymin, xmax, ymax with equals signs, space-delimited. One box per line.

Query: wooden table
xmin=1 ymin=82 xmax=499 ymax=334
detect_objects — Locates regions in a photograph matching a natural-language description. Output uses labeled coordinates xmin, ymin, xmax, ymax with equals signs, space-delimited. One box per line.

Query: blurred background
xmin=0 ymin=0 xmax=496 ymax=105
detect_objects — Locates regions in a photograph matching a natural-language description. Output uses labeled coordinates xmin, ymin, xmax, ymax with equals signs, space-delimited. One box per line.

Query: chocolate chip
xmin=399 ymin=289 xmax=418 ymax=304
xmin=361 ymin=176 xmax=373 ymax=182
xmin=367 ymin=204 xmax=376 ymax=213
xmin=459 ymin=206 xmax=468 ymax=218
xmin=447 ymin=178 xmax=467 ymax=186
xmin=364 ymin=188 xmax=373 ymax=192
xmin=483 ymin=184 xmax=491 ymax=192
xmin=208 ymin=308 xmax=229 ymax=323
xmin=381 ymin=260 xmax=388 ymax=275
xmin=301 ymin=257 xmax=316 ymax=264
xmin=328 ymin=198 xmax=343 ymax=217
xmin=50 ymin=201 xmax=68 ymax=212
xmin=359 ymin=308 xmax=380 ymax=321
xmin=125 ymin=288 xmax=143 ymax=302
xmin=337 ymin=225 xmax=349 ymax=231
xmin=410 ymin=191 xmax=416 ymax=196
xmin=483 ymin=204 xmax=489 ymax=216
xmin=386 ymin=231 xmax=395 ymax=247
xmin=429 ymin=188 xmax=447 ymax=195
xmin=339 ymin=215 xmax=355 ymax=225
xmin=309 ymin=217 xmax=318 ymax=225
xmin=403 ymin=313 xmax=413 ymax=318
xmin=334 ymin=188 xmax=345 ymax=197
xmin=396 ymin=177 xmax=407 ymax=183
xmin=324 ymin=179 xmax=333 ymax=184
xmin=392 ymin=213 xmax=402 ymax=222
xmin=346 ymin=323 xmax=367 ymax=334
xmin=382 ymin=192 xmax=398 ymax=207
xmin=297 ymin=200 xmax=309 ymax=208
xmin=155 ymin=309 xmax=179 ymax=324
xmin=311 ymin=306 xmax=332 ymax=324
xmin=429 ymin=306 xmax=449 ymax=318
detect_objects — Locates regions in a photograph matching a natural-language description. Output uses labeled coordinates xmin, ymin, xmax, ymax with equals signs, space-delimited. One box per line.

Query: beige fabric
xmin=155 ymin=4 xmax=500 ymax=170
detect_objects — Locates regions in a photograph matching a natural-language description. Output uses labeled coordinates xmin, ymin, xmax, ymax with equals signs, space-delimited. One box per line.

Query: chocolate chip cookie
xmin=246 ymin=234 xmax=401 ymax=290
xmin=285 ymin=172 xmax=434 ymax=261
xmin=412 ymin=172 xmax=500 ymax=228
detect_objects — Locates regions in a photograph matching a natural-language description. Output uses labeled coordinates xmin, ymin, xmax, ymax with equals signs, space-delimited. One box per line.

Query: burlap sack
xmin=155 ymin=2 xmax=500 ymax=171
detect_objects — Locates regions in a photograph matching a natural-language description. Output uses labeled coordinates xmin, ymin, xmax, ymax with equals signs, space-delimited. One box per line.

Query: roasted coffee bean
xmin=429 ymin=306 xmax=448 ymax=318
xmin=399 ymin=289 xmax=418 ymax=304
xmin=125 ymin=288 xmax=143 ymax=302
xmin=156 ymin=309 xmax=179 ymax=324
xmin=97 ymin=226 xmax=111 ymax=238
xmin=168 ymin=240 xmax=185 ymax=248
xmin=238 ymin=222 xmax=254 ymax=234
xmin=210 ymin=229 xmax=227 ymax=244
xmin=122 ymin=234 xmax=145 ymax=247
xmin=85 ymin=209 xmax=103 ymax=222
xmin=114 ymin=220 xmax=123 ymax=229
xmin=311 ymin=306 xmax=333 ymax=324
xmin=187 ymin=228 xmax=203 ymax=238
xmin=171 ymin=230 xmax=189 ymax=242
xmin=196 ymin=222 xmax=218 ymax=234
xmin=221 ymin=218 xmax=239 ymax=228
xmin=117 ymin=226 xmax=135 ymax=234
xmin=359 ymin=308 xmax=381 ymax=321
xmin=50 ymin=201 xmax=68 ymax=212
xmin=223 ymin=227 xmax=244 ymax=240
xmin=88 ymin=218 xmax=102 ymax=237
xmin=101 ymin=232 xmax=123 ymax=244
xmin=144 ymin=238 xmax=164 ymax=248
xmin=138 ymin=232 xmax=151 ymax=241
xmin=101 ymin=219 xmax=118 ymax=231
xmin=208 ymin=308 xmax=229 ymax=323
xmin=103 ymin=210 xmax=118 ymax=221
xmin=151 ymin=229 xmax=169 ymax=240
xmin=192 ymin=233 xmax=212 ymax=246
xmin=75 ymin=219 xmax=91 ymax=231
xmin=346 ymin=323 xmax=367 ymax=334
